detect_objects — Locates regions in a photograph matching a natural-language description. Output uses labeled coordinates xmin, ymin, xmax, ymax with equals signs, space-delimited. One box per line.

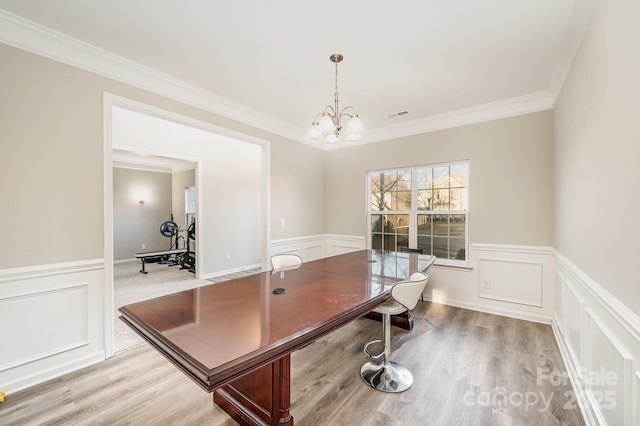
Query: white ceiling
xmin=0 ymin=1 xmax=590 ymax=148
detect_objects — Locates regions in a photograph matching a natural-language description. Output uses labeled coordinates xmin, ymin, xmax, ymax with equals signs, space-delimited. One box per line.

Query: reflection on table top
xmin=118 ymin=249 xmax=435 ymax=391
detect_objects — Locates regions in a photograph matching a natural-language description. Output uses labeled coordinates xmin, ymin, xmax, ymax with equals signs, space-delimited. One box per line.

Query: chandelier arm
xmin=338 ymin=105 xmax=358 ymax=119
xmin=311 ymin=106 xmax=335 ymax=123
xmin=323 ymin=105 xmax=337 ymax=117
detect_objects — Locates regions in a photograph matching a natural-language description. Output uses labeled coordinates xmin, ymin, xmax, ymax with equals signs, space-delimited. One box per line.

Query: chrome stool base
xmin=360 ymin=359 xmax=414 ymax=393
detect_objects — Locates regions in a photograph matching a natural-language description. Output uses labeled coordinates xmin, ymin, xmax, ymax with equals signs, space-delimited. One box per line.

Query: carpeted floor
xmin=114 ymin=260 xmax=260 ymax=353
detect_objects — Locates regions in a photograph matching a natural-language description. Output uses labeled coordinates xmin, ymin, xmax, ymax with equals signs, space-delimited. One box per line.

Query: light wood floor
xmin=0 ymin=301 xmax=584 ymax=425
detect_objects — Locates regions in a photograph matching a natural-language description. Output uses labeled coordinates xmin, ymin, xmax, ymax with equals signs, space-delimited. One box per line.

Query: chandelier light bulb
xmin=318 ymin=114 xmax=335 ymax=135
xmin=307 ymin=122 xmax=323 ymax=140
xmin=346 ymin=115 xmax=364 ymax=133
xmin=324 ymin=134 xmax=340 ymax=144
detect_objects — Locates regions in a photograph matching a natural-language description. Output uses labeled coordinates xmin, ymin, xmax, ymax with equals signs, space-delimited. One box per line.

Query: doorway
xmin=112 ymin=150 xmax=200 ymax=352
xmin=103 ymin=94 xmax=270 ymax=357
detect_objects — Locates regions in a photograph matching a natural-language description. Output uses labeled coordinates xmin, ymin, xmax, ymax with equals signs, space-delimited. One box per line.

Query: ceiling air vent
xmin=387 ymin=110 xmax=409 ymax=118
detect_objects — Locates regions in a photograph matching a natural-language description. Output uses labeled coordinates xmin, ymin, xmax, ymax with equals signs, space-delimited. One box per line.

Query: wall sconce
xmin=134 ymin=187 xmax=149 ymax=205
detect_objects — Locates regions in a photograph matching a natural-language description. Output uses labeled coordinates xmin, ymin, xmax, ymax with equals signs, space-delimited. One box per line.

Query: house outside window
xmin=368 ymin=161 xmax=469 ymax=266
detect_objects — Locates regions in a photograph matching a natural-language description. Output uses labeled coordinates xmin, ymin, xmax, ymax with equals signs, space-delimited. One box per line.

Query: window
xmin=370 ymin=169 xmax=411 ymax=252
xmin=185 ymin=186 xmax=196 ymax=226
xmin=367 ymin=161 xmax=469 ymax=265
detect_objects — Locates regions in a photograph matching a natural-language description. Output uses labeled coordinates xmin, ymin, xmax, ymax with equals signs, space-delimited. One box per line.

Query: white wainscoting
xmin=269 ymin=234 xmax=366 ymax=263
xmin=0 ymin=259 xmax=105 ymax=394
xmin=425 ymin=243 xmax=555 ymax=324
xmin=553 ymin=251 xmax=640 ymax=426
xmin=270 ymin=234 xmax=326 ymax=262
xmin=270 ymin=238 xmax=554 ymax=324
xmin=478 ymin=257 xmax=543 ymax=307
xmin=324 ymin=234 xmax=366 ymax=257
xmin=6 ymin=237 xmax=635 ymax=426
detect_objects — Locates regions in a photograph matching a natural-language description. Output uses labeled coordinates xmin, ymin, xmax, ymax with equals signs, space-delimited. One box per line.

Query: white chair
xmin=361 ymin=271 xmax=429 ymax=393
xmin=270 ymin=254 xmax=302 ymax=273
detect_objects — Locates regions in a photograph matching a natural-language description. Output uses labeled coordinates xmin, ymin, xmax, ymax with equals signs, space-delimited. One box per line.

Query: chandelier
xmin=308 ymin=54 xmax=364 ymax=144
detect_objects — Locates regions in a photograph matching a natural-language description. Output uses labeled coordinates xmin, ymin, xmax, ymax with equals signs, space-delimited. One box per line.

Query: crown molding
xmin=362 ymin=91 xmax=554 ymax=144
xmin=0 ymin=10 xmax=304 ymax=143
xmin=1 ymin=4 xmax=595 ymax=151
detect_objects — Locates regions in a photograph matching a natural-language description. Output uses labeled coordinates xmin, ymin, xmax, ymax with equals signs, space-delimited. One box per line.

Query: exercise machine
xmin=134 ymin=220 xmax=187 ymax=273
xmin=180 ymin=220 xmax=196 ymax=273
xmin=159 ymin=220 xmax=186 ymax=266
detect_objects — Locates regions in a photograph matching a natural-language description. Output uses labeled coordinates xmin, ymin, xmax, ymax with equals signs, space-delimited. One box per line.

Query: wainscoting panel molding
xmin=635 ymin=372 xmax=640 ymax=426
xmin=324 ymin=234 xmax=366 ymax=258
xmin=425 ymin=243 xmax=554 ymax=324
xmin=0 ymin=259 xmax=105 ymax=394
xmin=269 ymin=234 xmax=366 ymax=263
xmin=555 ymin=272 xmax=585 ymax=373
xmin=478 ymin=258 xmax=543 ymax=307
xmin=270 ymin=234 xmax=325 ymax=262
xmin=584 ymin=308 xmax=633 ymax=425
xmin=0 ymin=283 xmax=89 ymax=371
xmin=553 ymin=251 xmax=640 ymax=426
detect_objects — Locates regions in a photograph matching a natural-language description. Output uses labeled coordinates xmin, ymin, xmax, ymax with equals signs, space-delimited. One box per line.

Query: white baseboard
xmin=424 ymin=295 xmax=552 ymax=324
xmin=114 ymin=258 xmax=138 ymax=265
xmin=202 ymin=262 xmax=262 ymax=280
xmin=3 ymin=350 xmax=105 ymax=395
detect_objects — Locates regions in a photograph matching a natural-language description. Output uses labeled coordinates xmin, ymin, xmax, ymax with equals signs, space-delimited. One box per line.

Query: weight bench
xmin=134 ymin=249 xmax=187 ymax=274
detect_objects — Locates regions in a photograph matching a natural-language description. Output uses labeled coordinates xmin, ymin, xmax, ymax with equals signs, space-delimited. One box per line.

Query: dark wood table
xmin=119 ymin=250 xmax=435 ymax=426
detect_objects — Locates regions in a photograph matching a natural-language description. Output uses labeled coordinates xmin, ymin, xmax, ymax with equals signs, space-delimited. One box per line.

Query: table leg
xmin=214 ymin=354 xmax=293 ymax=426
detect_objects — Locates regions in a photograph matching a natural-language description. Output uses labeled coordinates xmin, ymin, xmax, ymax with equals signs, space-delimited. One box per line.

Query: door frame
xmin=103 ymin=92 xmax=271 ymax=357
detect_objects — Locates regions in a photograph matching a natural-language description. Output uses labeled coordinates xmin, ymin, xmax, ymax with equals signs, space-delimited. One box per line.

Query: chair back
xmin=391 ymin=272 xmax=429 ymax=311
xmin=270 ymin=254 xmax=303 ymax=272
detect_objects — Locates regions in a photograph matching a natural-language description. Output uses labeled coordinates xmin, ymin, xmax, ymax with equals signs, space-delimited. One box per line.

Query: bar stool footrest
xmin=363 ymin=339 xmax=384 ymax=360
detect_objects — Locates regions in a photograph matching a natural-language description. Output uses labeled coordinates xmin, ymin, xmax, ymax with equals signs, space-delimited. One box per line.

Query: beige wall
xmin=0 ymin=44 xmax=105 ymax=267
xmin=113 ymin=168 xmax=172 ymax=260
xmin=270 ymin=138 xmax=326 ymax=239
xmin=553 ymin=0 xmax=640 ymax=316
xmin=0 ymin=42 xmax=325 ymax=270
xmin=325 ymin=111 xmax=555 ymax=247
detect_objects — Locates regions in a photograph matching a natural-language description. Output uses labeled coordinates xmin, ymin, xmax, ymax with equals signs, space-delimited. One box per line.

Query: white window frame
xmin=185 ymin=186 xmax=196 ymax=227
xmin=366 ymin=160 xmax=470 ymax=267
